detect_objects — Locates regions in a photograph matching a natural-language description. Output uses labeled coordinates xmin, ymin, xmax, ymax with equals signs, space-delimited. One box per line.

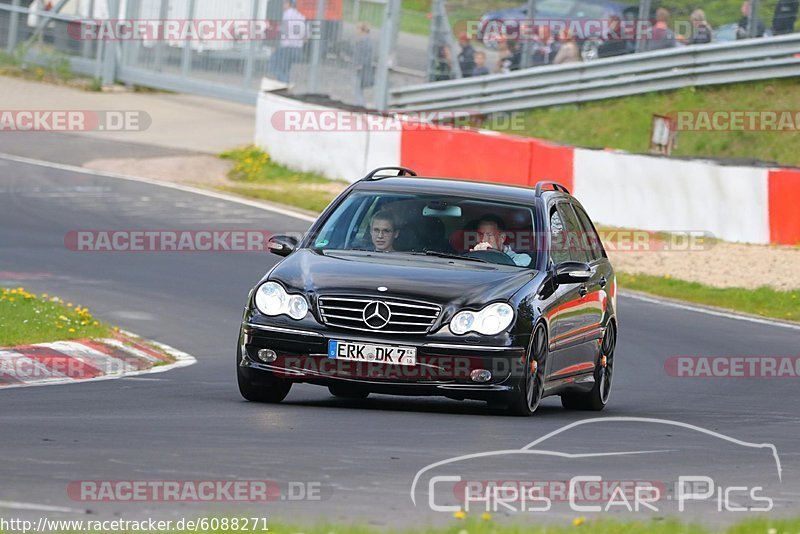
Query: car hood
xmin=266 ymin=249 xmax=537 ymax=308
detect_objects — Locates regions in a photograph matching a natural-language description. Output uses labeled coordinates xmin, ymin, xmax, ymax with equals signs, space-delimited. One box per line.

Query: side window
xmin=549 ymin=207 xmax=571 ymax=265
xmin=556 ymin=203 xmax=591 ymax=264
xmin=572 ymin=204 xmax=606 ymax=261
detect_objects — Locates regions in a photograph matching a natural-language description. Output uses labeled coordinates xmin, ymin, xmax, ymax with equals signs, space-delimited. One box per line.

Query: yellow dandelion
xmin=67 ymin=303 xmax=73 ymax=307
xmin=93 ymin=321 xmax=99 ymax=326
xmin=42 ymin=293 xmax=48 ymax=298
xmin=573 ymin=517 xmax=585 ymax=527
xmin=481 ymin=512 xmax=492 ymax=521
xmin=68 ymin=328 xmax=76 ymax=333
xmin=453 ymin=510 xmax=466 ymax=520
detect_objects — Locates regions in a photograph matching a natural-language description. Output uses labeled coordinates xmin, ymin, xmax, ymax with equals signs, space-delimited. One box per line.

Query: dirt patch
xmin=607 ymin=240 xmax=800 ymax=291
xmin=84 ymin=155 xmax=233 ymax=185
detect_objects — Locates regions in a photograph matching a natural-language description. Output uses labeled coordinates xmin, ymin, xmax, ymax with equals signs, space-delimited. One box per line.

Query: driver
xmin=370 ymin=210 xmax=399 ymax=252
xmin=470 ymin=215 xmax=532 ymax=267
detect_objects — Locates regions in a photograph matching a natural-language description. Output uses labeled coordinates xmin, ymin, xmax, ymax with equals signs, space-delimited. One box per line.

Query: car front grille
xmin=317 ymin=296 xmax=441 ymax=335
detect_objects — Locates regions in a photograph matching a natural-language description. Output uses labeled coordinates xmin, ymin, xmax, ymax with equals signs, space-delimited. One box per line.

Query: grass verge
xmin=218 ymin=146 xmax=346 ymax=213
xmin=0 ymin=44 xmax=100 ymax=89
xmin=0 ymin=287 xmax=112 ymax=346
xmin=618 ymin=272 xmax=800 ymax=322
xmin=491 ymin=78 xmax=800 ymax=167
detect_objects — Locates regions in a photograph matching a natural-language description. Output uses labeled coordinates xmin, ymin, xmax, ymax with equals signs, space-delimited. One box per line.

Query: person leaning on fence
xmin=353 ymin=22 xmax=374 ymax=107
xmin=645 ymin=8 xmax=677 ymax=51
xmin=772 ymin=0 xmax=799 ymax=35
xmin=530 ymin=26 xmax=556 ymax=66
xmin=496 ymin=39 xmax=522 ymax=73
xmin=597 ymin=16 xmax=635 ymax=58
xmin=737 ymin=0 xmax=766 ymax=38
xmin=689 ymin=9 xmax=713 ymax=44
xmin=432 ymin=44 xmax=453 ymax=81
xmin=472 ymin=51 xmax=490 ymax=75
xmin=269 ymin=0 xmax=307 ymax=84
xmin=457 ymin=32 xmax=476 ymax=77
xmin=553 ymin=29 xmax=581 ymax=64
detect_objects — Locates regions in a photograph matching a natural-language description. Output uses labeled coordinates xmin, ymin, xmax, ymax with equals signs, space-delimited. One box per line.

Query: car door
xmin=544 ymin=202 xmax=595 ymax=382
xmin=572 ymin=202 xmax=613 ymax=346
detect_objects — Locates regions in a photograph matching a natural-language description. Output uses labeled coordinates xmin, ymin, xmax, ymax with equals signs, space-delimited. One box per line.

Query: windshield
xmin=308 ymin=191 xmax=538 ymax=268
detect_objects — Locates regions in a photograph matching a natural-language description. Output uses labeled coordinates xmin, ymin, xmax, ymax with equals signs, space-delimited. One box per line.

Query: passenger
xmin=369 ymin=210 xmax=399 ymax=252
xmin=470 ymin=215 xmax=532 ymax=267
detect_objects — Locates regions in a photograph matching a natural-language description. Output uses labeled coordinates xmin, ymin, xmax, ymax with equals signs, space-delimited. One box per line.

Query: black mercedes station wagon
xmin=237 ymin=167 xmax=617 ymax=415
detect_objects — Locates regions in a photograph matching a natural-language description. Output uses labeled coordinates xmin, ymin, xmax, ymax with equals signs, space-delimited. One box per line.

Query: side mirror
xmin=554 ymin=261 xmax=592 ymax=285
xmin=268 ymin=235 xmax=298 ymax=257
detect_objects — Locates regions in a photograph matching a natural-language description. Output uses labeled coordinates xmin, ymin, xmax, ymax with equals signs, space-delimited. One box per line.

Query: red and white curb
xmin=0 ymin=331 xmax=196 ymax=389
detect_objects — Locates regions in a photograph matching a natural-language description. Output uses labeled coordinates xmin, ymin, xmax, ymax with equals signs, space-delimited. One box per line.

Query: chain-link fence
xmin=2 ymin=0 xmax=794 ymax=108
xmin=0 ymin=0 xmax=418 ymax=108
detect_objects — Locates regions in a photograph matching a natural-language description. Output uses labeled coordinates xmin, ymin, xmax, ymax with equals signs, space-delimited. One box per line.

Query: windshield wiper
xmin=415 ymin=251 xmax=490 ymax=263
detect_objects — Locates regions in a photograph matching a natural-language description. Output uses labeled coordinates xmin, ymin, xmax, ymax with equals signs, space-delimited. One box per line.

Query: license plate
xmin=328 ymin=340 xmax=417 ymax=366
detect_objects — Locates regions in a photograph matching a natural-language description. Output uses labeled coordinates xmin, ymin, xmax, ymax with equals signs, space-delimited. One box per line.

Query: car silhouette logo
xmin=363 ymin=301 xmax=392 ymax=329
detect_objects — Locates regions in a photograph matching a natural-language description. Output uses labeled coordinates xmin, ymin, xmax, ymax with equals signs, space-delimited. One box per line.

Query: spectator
xmin=497 ymin=39 xmax=522 ymax=73
xmin=598 ymin=16 xmax=635 ymax=58
xmin=645 ymin=8 xmax=677 ymax=51
xmin=737 ymin=1 xmax=766 ymax=38
xmin=353 ymin=22 xmax=374 ymax=107
xmin=472 ymin=51 xmax=490 ymax=75
xmin=432 ymin=44 xmax=453 ymax=81
xmin=457 ymin=32 xmax=476 ymax=77
xmin=530 ymin=26 xmax=555 ymax=66
xmin=690 ymin=9 xmax=713 ymax=44
xmin=772 ymin=0 xmax=799 ymax=35
xmin=553 ymin=29 xmax=581 ymax=64
xmin=269 ymin=0 xmax=306 ymax=84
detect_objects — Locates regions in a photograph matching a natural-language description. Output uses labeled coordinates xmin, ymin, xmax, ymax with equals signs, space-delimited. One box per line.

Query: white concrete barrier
xmin=255 ymin=92 xmax=401 ymax=182
xmin=254 ymin=92 xmax=796 ymax=244
xmin=573 ymin=149 xmax=770 ymax=244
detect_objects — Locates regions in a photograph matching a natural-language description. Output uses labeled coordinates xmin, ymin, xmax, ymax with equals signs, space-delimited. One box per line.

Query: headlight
xmin=254 ymin=282 xmax=308 ymax=320
xmin=449 ymin=302 xmax=514 ymax=336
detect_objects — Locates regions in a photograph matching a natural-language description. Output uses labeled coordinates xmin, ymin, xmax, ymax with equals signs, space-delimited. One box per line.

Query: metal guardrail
xmin=389 ymin=34 xmax=800 ymax=114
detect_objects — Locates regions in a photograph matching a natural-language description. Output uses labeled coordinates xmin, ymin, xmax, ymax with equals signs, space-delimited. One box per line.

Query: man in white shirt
xmin=470 ymin=215 xmax=532 ymax=267
xmin=269 ymin=0 xmax=307 ymax=83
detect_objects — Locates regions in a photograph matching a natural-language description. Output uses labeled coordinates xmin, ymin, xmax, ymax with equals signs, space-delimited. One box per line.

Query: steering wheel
xmin=465 ymin=248 xmax=517 ymax=266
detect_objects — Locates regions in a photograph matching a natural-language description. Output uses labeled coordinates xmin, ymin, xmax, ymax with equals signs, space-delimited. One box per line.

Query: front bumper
xmin=239 ymin=320 xmax=528 ymax=401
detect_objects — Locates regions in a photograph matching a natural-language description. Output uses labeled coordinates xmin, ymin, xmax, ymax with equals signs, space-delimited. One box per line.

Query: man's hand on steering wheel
xmin=471 ymin=242 xmax=495 ymax=252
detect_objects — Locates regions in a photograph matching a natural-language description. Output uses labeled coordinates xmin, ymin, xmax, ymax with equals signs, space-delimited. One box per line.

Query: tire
xmin=328 ymin=384 xmax=370 ymax=399
xmin=236 ymin=345 xmax=292 ymax=403
xmin=561 ymin=321 xmax=616 ymax=411
xmin=505 ymin=324 xmax=547 ymax=416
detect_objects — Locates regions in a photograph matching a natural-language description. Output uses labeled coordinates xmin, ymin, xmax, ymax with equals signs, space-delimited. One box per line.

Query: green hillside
xmin=490 ymin=78 xmax=800 ymax=167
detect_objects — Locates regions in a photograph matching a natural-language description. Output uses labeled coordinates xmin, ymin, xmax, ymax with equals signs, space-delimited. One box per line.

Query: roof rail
xmin=534 ymin=181 xmax=571 ymax=197
xmin=361 ymin=166 xmax=418 ymax=181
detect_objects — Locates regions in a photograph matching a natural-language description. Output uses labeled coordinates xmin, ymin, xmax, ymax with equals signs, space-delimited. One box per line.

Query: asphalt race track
xmin=1 ymin=146 xmax=799 ymax=528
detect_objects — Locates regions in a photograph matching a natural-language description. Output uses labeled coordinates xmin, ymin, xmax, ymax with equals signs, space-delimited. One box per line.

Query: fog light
xmin=257 ymin=349 xmax=277 ymax=363
xmin=470 ymin=369 xmax=492 ymax=383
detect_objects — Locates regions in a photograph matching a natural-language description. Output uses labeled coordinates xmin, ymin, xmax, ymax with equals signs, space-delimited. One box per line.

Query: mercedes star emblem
xmin=363 ymin=301 xmax=392 ymax=329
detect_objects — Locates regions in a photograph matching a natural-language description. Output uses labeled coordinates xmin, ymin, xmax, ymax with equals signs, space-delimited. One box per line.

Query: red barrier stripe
xmin=401 ymin=124 xmax=532 ymax=186
xmin=529 ymin=139 xmax=574 ymax=193
xmin=768 ymin=169 xmax=800 ymax=245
